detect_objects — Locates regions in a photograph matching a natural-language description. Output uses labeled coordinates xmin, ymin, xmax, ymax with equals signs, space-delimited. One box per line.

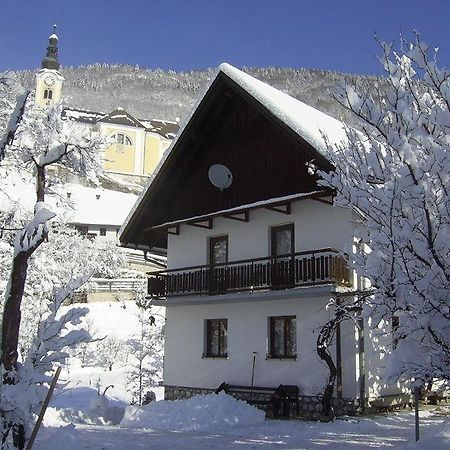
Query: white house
xmin=119 ymin=64 xmax=404 ymax=417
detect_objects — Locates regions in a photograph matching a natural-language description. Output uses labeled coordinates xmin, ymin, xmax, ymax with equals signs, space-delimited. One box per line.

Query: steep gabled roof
xmin=119 ymin=64 xmax=346 ymax=251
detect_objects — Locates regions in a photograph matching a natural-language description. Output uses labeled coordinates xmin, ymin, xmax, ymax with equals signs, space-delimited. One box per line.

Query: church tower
xmin=35 ymin=26 xmax=64 ymax=107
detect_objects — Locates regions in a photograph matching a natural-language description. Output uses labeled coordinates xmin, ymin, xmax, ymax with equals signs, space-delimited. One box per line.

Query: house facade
xmin=120 ymin=64 xmax=403 ymax=415
xmin=36 ymin=30 xmax=179 ymax=183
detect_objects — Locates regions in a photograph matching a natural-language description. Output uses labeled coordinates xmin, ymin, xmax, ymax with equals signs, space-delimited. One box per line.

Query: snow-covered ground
xmin=36 ymin=397 xmax=450 ymax=449
xmin=32 ymin=300 xmax=450 ymax=449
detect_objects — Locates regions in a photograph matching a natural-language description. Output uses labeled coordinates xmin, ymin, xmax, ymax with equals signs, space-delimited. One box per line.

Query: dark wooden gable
xmin=121 ymin=71 xmax=333 ymax=250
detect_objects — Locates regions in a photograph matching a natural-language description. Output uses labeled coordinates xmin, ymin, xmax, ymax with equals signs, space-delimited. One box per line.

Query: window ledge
xmin=266 ymin=355 xmax=297 ymax=361
xmin=202 ymin=353 xmax=228 ymax=359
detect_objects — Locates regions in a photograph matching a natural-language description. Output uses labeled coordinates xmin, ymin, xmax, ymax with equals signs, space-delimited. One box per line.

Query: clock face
xmin=43 ymin=75 xmax=56 ymax=87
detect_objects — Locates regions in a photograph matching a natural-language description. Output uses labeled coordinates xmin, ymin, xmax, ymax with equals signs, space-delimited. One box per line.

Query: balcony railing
xmin=148 ymin=248 xmax=351 ymax=298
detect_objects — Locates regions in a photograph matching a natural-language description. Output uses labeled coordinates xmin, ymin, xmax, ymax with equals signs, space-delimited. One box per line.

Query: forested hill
xmin=15 ymin=64 xmax=381 ymax=125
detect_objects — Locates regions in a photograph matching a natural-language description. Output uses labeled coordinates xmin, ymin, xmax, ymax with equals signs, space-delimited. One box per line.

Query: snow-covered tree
xmin=126 ymin=286 xmax=164 ymax=405
xmin=318 ymin=33 xmax=450 ymax=386
xmin=95 ymin=337 xmax=126 ymax=372
xmin=0 ymin=96 xmax=106 ymax=448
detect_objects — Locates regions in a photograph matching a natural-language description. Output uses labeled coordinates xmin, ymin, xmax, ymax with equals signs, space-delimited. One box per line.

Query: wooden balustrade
xmin=148 ymin=249 xmax=351 ymax=298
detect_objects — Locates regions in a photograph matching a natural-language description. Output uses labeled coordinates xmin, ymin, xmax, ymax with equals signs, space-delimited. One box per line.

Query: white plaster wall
xmin=164 ymin=294 xmax=361 ymax=398
xmin=167 ymin=199 xmax=353 ymax=270
xmin=77 ymin=224 xmax=119 ymax=240
xmin=339 ymin=319 xmax=359 ymax=398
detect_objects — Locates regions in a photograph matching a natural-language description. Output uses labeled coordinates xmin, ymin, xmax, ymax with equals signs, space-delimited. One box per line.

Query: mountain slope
xmin=15 ymin=65 xmax=381 ymax=125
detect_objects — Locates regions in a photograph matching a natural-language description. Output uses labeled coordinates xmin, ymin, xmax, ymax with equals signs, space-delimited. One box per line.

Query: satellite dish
xmin=208 ymin=164 xmax=233 ymax=191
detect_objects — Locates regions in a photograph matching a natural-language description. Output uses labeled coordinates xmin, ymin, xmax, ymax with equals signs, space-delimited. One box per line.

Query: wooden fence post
xmin=25 ymin=366 xmax=62 ymax=450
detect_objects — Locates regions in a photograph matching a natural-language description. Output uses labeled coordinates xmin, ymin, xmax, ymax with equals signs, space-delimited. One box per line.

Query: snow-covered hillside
xmin=13 ymin=65 xmax=381 ymax=126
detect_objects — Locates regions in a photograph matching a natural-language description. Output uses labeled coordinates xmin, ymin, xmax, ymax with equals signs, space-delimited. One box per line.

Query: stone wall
xmin=164 ymin=385 xmax=360 ymax=419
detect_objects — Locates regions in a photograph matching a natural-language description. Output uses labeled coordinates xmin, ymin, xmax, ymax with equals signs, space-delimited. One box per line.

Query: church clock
xmin=43 ymin=74 xmax=56 ymax=87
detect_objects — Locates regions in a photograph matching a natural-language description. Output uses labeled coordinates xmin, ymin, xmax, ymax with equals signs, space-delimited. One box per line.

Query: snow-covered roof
xmin=98 ymin=108 xmax=145 ymax=128
xmin=62 ymin=107 xmax=104 ymax=124
xmin=58 ymin=183 xmax=137 ymax=227
xmin=140 ymin=119 xmax=180 ymax=139
xmin=219 ymin=63 xmax=347 ymax=153
xmin=62 ymin=107 xmax=179 ymax=139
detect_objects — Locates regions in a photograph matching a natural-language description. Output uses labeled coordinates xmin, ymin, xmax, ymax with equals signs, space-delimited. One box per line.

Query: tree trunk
xmin=317 ymin=321 xmax=337 ymax=417
xmin=1 ymin=165 xmax=47 ymax=449
xmin=36 ymin=166 xmax=45 ymax=203
xmin=2 ymin=252 xmax=31 ymax=373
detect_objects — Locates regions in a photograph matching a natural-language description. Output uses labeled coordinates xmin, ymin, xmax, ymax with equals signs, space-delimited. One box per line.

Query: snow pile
xmin=44 ymin=403 xmax=125 ymax=427
xmin=120 ymin=392 xmax=265 ymax=431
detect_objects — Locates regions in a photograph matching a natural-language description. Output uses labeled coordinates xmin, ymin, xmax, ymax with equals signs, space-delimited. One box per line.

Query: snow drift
xmin=120 ymin=392 xmax=265 ymax=431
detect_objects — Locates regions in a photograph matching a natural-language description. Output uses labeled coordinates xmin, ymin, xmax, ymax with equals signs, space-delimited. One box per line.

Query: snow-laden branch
xmin=14 ymin=202 xmax=55 ymax=255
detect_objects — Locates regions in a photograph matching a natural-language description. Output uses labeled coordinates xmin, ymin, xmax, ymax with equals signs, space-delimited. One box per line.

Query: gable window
xmin=204 ymin=318 xmax=228 ymax=357
xmin=268 ymin=316 xmax=296 ymax=359
xmin=112 ymin=133 xmax=132 ymax=146
xmin=271 ymin=224 xmax=294 ymax=288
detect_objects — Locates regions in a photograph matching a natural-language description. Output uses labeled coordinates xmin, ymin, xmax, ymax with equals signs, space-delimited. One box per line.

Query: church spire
xmin=41 ymin=25 xmax=60 ymax=70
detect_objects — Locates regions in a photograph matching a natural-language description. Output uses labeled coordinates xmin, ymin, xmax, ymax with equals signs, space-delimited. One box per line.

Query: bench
xmin=216 ymin=382 xmax=299 ymax=418
xmin=369 ymin=394 xmax=413 ymax=412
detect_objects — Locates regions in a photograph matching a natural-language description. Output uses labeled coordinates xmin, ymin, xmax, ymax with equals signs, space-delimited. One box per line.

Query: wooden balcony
xmin=148 ymin=248 xmax=351 ymax=299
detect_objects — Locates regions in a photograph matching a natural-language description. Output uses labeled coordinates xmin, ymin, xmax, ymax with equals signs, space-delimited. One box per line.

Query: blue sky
xmin=1 ymin=0 xmax=449 ymax=75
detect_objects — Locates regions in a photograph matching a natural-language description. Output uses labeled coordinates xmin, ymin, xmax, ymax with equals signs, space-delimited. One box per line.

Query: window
xmin=100 ymin=228 xmax=107 ymax=236
xmin=208 ymin=236 xmax=228 ymax=293
xmin=112 ymin=133 xmax=132 ymax=146
xmin=209 ymin=235 xmax=228 ymax=265
xmin=44 ymin=89 xmax=53 ymax=100
xmin=205 ymin=319 xmax=228 ymax=357
xmin=271 ymin=224 xmax=294 ymax=257
xmin=269 ymin=316 xmax=296 ymax=358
